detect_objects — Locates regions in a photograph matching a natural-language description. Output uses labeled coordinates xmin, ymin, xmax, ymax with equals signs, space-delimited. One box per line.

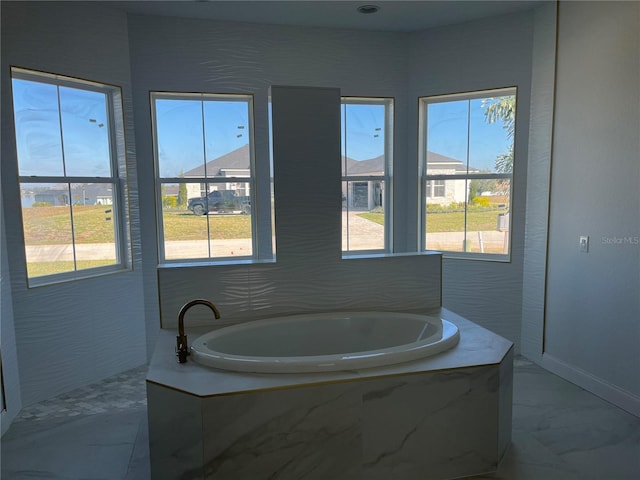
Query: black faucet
xmin=176 ymin=299 xmax=221 ymax=363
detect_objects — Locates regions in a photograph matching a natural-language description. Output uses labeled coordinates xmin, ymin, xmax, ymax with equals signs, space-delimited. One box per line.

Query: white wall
xmin=543 ymin=1 xmax=640 ymax=415
xmin=0 ymin=2 xmax=147 ymax=407
xmin=408 ymin=11 xmax=534 ymax=349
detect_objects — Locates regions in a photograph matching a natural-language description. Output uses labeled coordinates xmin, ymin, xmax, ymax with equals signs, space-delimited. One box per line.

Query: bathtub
xmin=190 ymin=311 xmax=459 ymax=373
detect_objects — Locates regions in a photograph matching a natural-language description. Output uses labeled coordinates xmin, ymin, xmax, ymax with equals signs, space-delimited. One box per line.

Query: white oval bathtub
xmin=190 ymin=312 xmax=460 ymax=373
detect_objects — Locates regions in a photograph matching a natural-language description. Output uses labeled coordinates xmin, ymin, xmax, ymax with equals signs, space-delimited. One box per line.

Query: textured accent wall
xmin=408 ymin=11 xmax=535 ymax=350
xmin=0 ymin=2 xmax=147 ymax=407
xmin=521 ymin=3 xmax=557 ymax=361
xmin=158 ymin=87 xmax=442 ymax=329
xmin=1 ymin=173 xmax=22 ymax=434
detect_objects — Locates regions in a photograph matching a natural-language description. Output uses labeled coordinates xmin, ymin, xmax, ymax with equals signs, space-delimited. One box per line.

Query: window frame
xmin=418 ymin=87 xmax=516 ymax=261
xmin=10 ymin=67 xmax=131 ymax=286
xmin=150 ymin=91 xmax=259 ymax=264
xmin=341 ymin=96 xmax=394 ymax=255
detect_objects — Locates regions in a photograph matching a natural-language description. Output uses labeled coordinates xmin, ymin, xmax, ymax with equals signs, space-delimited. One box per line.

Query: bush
xmin=471 ymin=196 xmax=491 ymax=208
xmin=31 ymin=202 xmax=51 ymax=207
xmin=162 ymin=196 xmax=177 ymax=208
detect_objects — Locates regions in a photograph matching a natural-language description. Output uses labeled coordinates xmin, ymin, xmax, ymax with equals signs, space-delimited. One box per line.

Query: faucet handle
xmin=176 ymin=335 xmax=189 ymax=363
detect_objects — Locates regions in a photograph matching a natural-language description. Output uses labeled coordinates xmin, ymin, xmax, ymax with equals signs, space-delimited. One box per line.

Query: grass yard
xmin=22 ymin=205 xmax=506 ymax=246
xmin=22 ymin=206 xmax=254 ymax=244
xmin=162 ymin=211 xmax=252 ymax=240
xmin=358 ymin=209 xmax=505 ymax=232
xmin=22 ymin=205 xmax=117 ymax=245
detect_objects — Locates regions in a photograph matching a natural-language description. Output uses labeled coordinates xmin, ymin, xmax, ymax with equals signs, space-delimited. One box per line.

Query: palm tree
xmin=482 ymin=96 xmax=515 ymax=174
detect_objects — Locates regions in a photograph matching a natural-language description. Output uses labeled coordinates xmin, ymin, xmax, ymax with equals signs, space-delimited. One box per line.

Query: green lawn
xmin=22 ymin=206 xmax=254 ymax=244
xmin=23 ymin=205 xmax=505 ymax=246
xmin=162 ymin=211 xmax=252 ymax=240
xmin=358 ymin=210 xmax=504 ymax=232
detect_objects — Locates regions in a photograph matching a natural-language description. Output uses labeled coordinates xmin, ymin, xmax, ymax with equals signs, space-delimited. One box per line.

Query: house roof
xmin=184 ymin=144 xmax=473 ymax=177
xmin=184 ymin=144 xmax=251 ymax=177
xmin=344 ymin=151 xmax=471 ymax=175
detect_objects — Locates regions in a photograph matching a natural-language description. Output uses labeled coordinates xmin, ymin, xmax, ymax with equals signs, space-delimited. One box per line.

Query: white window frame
xmin=11 ymin=67 xmax=130 ymax=286
xmin=151 ymin=92 xmax=259 ymax=264
xmin=341 ymin=96 xmax=394 ymax=255
xmin=419 ymin=87 xmax=516 ymax=261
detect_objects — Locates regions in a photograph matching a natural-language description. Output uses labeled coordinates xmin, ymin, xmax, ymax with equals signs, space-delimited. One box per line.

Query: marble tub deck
xmin=2 ymin=355 xmax=639 ymax=479
xmin=147 ymin=308 xmax=514 ymax=480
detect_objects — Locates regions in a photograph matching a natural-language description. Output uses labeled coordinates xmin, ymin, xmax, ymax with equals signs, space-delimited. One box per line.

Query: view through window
xmin=11 ymin=68 xmax=128 ymax=284
xmin=151 ymin=93 xmax=256 ymax=262
xmin=341 ymin=97 xmax=393 ymax=253
xmin=420 ymin=88 xmax=516 ymax=258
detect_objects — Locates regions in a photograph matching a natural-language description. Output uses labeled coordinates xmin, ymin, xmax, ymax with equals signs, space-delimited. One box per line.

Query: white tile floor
xmin=2 ymin=357 xmax=639 ymax=479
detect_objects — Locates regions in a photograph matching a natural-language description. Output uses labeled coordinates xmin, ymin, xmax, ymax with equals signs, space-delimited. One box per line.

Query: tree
xmin=481 ymin=96 xmax=515 ymax=174
xmin=177 ymin=170 xmax=188 ymax=208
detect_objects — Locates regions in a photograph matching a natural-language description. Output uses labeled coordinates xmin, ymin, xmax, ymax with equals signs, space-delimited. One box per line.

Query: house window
xmin=151 ymin=92 xmax=257 ymax=262
xmin=419 ymin=88 xmax=516 ymax=259
xmin=341 ymin=97 xmax=393 ymax=253
xmin=426 ymin=180 xmax=445 ymax=198
xmin=10 ymin=68 xmax=129 ymax=285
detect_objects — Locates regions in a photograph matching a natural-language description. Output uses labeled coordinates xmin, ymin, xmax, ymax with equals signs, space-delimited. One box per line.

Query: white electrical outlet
xmin=579 ymin=235 xmax=589 ymax=253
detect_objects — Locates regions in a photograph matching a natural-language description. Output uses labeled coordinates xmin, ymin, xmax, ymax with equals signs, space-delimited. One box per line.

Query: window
xmin=419 ymin=88 xmax=515 ymax=259
xmin=426 ymin=180 xmax=445 ymax=198
xmin=341 ymin=97 xmax=393 ymax=253
xmin=10 ymin=68 xmax=129 ymax=285
xmin=151 ymin=92 xmax=257 ymax=262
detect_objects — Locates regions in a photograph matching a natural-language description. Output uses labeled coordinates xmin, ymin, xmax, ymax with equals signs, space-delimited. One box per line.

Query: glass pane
xmin=12 ymin=79 xmax=64 ymax=176
xmin=426 ymin=100 xmax=469 ymax=176
xmin=155 ymin=99 xmax=205 ymax=178
xmin=342 ymin=180 xmax=385 ymax=251
xmin=203 ymin=100 xmax=251 ymax=179
xmin=466 ymin=178 xmax=511 ymax=254
xmin=342 ymin=103 xmax=386 ymax=176
xmin=59 ymin=87 xmax=112 ymax=177
xmin=425 ymin=179 xmax=467 ymax=253
xmin=20 ymin=183 xmax=74 ymax=277
xmin=163 ymin=182 xmax=252 ymax=260
xmin=468 ymin=95 xmax=515 ymax=175
xmin=71 ymin=183 xmax=117 ymax=267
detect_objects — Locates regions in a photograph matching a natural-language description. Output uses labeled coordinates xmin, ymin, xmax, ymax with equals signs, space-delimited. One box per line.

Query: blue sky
xmin=427 ymin=98 xmax=512 ymax=172
xmin=12 ymin=78 xmax=112 ymax=177
xmin=154 ymin=98 xmax=250 ymax=178
xmin=12 ymin=79 xmax=513 ymax=179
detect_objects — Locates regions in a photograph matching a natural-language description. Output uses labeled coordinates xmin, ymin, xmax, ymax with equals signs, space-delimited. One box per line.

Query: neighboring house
xmin=424 ymin=151 xmax=477 ymax=206
xmin=73 ymin=183 xmax=114 ymax=205
xmin=342 ymin=151 xmax=474 ymax=210
xmin=183 ymin=145 xmax=251 ymax=200
xmin=180 ymin=145 xmax=472 ymax=211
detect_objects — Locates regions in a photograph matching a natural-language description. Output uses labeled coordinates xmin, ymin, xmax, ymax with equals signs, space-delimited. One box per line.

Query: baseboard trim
xmin=541 ymin=353 xmax=640 ymax=418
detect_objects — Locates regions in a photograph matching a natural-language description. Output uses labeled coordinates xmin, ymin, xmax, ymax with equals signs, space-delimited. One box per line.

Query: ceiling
xmin=114 ymin=0 xmax=545 ymax=33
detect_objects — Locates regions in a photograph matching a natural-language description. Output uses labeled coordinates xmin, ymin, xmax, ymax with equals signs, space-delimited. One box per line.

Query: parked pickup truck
xmin=187 ymin=191 xmax=251 ymax=216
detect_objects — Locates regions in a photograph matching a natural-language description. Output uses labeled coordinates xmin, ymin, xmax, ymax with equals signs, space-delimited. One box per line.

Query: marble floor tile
xmin=2 ymin=358 xmax=639 ymax=480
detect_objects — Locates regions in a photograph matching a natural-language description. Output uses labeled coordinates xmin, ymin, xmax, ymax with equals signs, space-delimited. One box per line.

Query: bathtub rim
xmin=190 ymin=311 xmax=460 ymax=373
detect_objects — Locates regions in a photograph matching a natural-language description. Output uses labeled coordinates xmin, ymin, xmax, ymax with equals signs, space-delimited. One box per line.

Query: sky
xmin=12 ymin=78 xmax=112 ymax=178
xmin=12 ymin=78 xmax=513 ymax=180
xmin=426 ymin=97 xmax=512 ymax=172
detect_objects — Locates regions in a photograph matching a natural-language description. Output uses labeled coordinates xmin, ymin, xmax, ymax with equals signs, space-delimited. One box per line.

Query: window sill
xmin=158 ymin=257 xmax=276 ymax=269
xmin=439 ymin=251 xmax=511 ymax=263
xmin=27 ymin=264 xmax=132 ymax=288
xmin=342 ymin=251 xmax=442 ymax=261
